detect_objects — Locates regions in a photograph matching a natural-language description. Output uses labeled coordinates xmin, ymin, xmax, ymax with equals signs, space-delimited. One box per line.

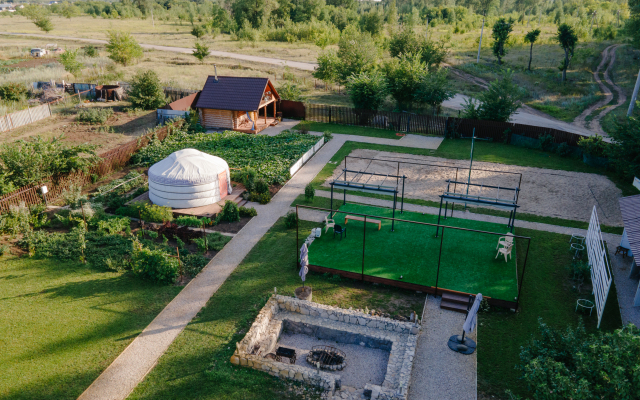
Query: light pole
xmin=477 ymin=13 xmax=485 ymax=63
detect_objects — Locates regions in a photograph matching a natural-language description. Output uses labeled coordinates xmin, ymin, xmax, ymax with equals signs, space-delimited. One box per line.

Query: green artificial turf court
xmin=304 ymin=203 xmax=521 ymax=301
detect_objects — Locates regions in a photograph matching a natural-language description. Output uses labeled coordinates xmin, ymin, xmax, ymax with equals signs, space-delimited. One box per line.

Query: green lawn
xmin=293 ymin=121 xmax=402 ymax=140
xmin=305 ymin=203 xmax=518 ymax=301
xmin=0 ymin=255 xmax=182 ymax=400
xmin=128 ymin=218 xmax=426 ymax=400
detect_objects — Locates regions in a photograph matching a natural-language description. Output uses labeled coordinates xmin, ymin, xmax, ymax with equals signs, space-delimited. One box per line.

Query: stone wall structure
xmin=230 ymin=295 xmax=419 ymax=400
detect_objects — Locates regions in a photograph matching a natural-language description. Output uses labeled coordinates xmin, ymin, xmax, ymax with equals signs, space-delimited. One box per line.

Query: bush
xmin=284 ymin=211 xmax=298 ymax=228
xmin=239 ymin=206 xmax=257 ymax=217
xmin=463 ymin=71 xmax=524 ymax=122
xmin=60 ymin=184 xmax=87 ymax=207
xmin=175 ymin=215 xmax=204 ymax=227
xmin=84 ymin=45 xmax=98 ymax=57
xmin=127 ymin=70 xmax=167 ymax=110
xmin=607 ymin=116 xmax=640 ymax=180
xmin=277 ymin=82 xmax=305 ymax=102
xmin=234 ymin=167 xmax=257 ymax=192
xmin=254 ymin=178 xmax=269 ymax=194
xmin=192 ymin=232 xmax=231 ymax=253
xmin=556 ymin=142 xmax=572 ymax=157
xmin=250 ymin=192 xmax=271 ymax=204
xmin=77 ymin=107 xmax=114 ymax=124
xmin=106 ymin=30 xmax=143 ymax=66
xmin=305 ymin=183 xmax=315 ymax=201
xmin=346 ymin=71 xmax=388 ymax=111
xmin=59 ymin=48 xmax=83 ymax=77
xmin=182 ymin=253 xmax=208 ymax=277
xmin=594 ymin=25 xmax=616 ymax=40
xmin=117 ymin=202 xmax=173 ymax=223
xmin=218 ymin=201 xmax=239 ymax=223
xmin=130 ymin=240 xmax=179 ymax=284
xmin=539 ymin=134 xmax=554 ymax=152
xmin=578 ymin=134 xmax=607 ymax=157
xmin=0 ymin=82 xmax=29 ymax=102
xmin=192 ymin=41 xmax=209 ymax=63
xmin=0 ymin=245 xmax=8 ymax=256
xmin=323 ymin=131 xmax=333 ymax=142
xmin=516 ymin=320 xmax=640 ymax=400
xmin=0 ymin=202 xmax=47 ymax=236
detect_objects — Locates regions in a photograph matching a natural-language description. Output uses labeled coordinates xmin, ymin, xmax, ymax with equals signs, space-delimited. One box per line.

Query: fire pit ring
xmin=306 ymin=345 xmax=347 ymax=371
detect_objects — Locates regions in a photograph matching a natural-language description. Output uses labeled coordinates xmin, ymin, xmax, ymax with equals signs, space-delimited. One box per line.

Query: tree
xmin=386 ymin=0 xmax=398 ymax=29
xmin=517 ymin=320 xmax=640 ymax=400
xmin=346 ymin=72 xmax=388 ymax=110
xmin=191 ymin=25 xmax=207 ymax=39
xmin=414 ymin=68 xmax=455 ymax=114
xmin=607 ymin=116 xmax=640 ymax=180
xmin=84 ymin=45 xmax=98 ymax=58
xmin=359 ymin=9 xmax=385 ymax=36
xmin=60 ymin=2 xmax=80 ymax=18
xmin=384 ymin=54 xmax=426 ymax=110
xmin=336 ymin=26 xmax=379 ymax=83
xmin=231 ymin=0 xmax=278 ymax=28
xmin=628 ymin=0 xmax=640 ymax=48
xmin=313 ymin=50 xmax=341 ymax=84
xmin=388 ymin=27 xmax=447 ymax=70
xmin=192 ymin=42 xmax=210 ymax=63
xmin=463 ymin=71 xmax=524 ymax=121
xmin=491 ymin=18 xmax=513 ymax=65
xmin=127 ymin=70 xmax=167 ymax=110
xmin=59 ymin=49 xmax=83 ymax=77
xmin=524 ymin=29 xmax=541 ymax=71
xmin=556 ymin=23 xmax=578 ymax=82
xmin=277 ymin=82 xmax=305 ymax=101
xmin=106 ymin=31 xmax=143 ymax=66
xmin=34 ymin=17 xmax=54 ymax=33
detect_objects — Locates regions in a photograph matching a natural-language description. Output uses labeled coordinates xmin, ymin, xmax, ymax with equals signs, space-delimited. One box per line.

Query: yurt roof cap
xmin=148 ymin=148 xmax=230 ymax=186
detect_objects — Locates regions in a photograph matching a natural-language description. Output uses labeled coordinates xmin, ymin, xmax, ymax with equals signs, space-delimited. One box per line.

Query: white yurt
xmin=148 ymin=149 xmax=232 ymax=209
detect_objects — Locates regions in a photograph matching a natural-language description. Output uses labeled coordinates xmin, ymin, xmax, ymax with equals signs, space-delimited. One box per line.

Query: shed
xmin=195 ymin=75 xmax=280 ymax=133
xmin=620 ymin=194 xmax=640 ymax=260
xmin=148 ymin=149 xmax=232 ymax=209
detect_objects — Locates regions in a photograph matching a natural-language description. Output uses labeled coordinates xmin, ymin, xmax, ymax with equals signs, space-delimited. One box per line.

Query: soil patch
xmin=212 ymin=217 xmax=252 ymax=234
xmin=325 ymin=149 xmax=623 ymax=226
xmin=4 ymin=57 xmax=60 ymax=69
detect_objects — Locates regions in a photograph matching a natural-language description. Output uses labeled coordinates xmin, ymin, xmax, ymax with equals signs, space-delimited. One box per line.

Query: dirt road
xmin=573 ymin=44 xmax=626 ymax=135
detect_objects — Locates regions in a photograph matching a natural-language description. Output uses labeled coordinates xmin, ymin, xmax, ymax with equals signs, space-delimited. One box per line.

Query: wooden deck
xmin=127 ymin=183 xmax=246 ymax=218
xmin=235 ymin=117 xmax=278 ymax=134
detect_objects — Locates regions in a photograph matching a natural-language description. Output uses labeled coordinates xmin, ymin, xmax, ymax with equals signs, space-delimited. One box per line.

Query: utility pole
xmin=465 ymin=128 xmax=477 ymax=210
xmin=590 ymin=12 xmax=595 ymax=34
xmin=477 ymin=13 xmax=485 ymax=63
xmin=617 ymin=10 xmax=620 ymax=28
xmin=628 ymin=68 xmax=640 ymax=117
xmin=426 ymin=17 xmax=429 ymax=38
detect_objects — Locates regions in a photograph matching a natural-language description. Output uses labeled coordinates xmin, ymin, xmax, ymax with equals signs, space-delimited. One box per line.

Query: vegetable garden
xmin=132 ymin=129 xmax=320 ymax=184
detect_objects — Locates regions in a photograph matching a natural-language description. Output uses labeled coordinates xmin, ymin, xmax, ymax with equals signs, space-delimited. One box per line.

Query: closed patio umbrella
xmin=448 ymin=293 xmax=482 ymax=355
xmin=299 ymin=243 xmax=309 ymax=286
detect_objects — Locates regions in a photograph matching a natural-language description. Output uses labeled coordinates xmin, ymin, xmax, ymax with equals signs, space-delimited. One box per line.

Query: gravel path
xmin=408 ymin=296 xmax=477 ymax=400
xmin=326 ymin=149 xmax=623 ymax=226
xmin=277 ymin=332 xmax=390 ymax=388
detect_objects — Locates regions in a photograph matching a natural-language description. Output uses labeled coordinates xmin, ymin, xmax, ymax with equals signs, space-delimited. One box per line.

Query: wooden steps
xmin=440 ymin=292 xmax=476 ymax=314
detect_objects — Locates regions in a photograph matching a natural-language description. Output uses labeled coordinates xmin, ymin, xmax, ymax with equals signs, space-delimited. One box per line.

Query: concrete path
xmin=0 ymin=32 xmax=316 ymax=71
xmin=442 ymin=94 xmax=596 ymax=138
xmin=77 ymin=136 xmax=351 ymax=400
xmin=408 ymin=296 xmax=477 ymax=400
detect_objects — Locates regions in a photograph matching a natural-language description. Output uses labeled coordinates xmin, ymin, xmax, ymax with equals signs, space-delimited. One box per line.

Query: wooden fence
xmin=0 ymin=103 xmax=51 ymax=133
xmin=301 ymin=103 xmax=586 ymax=146
xmin=0 ymin=120 xmax=181 ymax=212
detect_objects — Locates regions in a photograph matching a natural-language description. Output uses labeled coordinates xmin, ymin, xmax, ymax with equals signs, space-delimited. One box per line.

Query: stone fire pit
xmin=230 ymin=295 xmax=419 ymax=400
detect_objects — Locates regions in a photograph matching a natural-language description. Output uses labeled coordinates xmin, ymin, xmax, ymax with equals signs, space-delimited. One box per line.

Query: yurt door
xmin=218 ymin=171 xmax=228 ymax=198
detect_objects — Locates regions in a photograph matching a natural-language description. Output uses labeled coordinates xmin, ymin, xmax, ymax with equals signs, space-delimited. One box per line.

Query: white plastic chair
xmin=495 ymin=242 xmax=513 ymax=262
xmin=324 ymin=215 xmax=335 ymax=233
xmin=496 ymin=233 xmax=515 ymax=250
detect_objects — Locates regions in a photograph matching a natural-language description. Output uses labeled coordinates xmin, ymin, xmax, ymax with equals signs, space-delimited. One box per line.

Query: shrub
xmin=106 ymin=30 xmax=143 ymax=66
xmin=84 ymin=45 xmax=98 ymax=57
xmin=284 ymin=211 xmax=298 ymax=228
xmin=182 ymin=253 xmax=208 ymax=277
xmin=607 ymin=116 xmax=640 ymax=180
xmin=117 ymin=202 xmax=173 ymax=223
xmin=578 ymin=134 xmax=607 ymax=157
xmin=539 ymin=134 xmax=554 ymax=152
xmin=218 ymin=201 xmax=239 ymax=223
xmin=207 ymin=231 xmax=231 ymax=251
xmin=60 ymin=184 xmax=87 ymax=207
xmin=0 ymin=245 xmax=8 ymax=256
xmin=463 ymin=71 xmax=524 ymax=122
xmin=77 ymin=107 xmax=114 ymax=124
xmin=0 ymin=82 xmax=29 ymax=102
xmin=277 ymin=82 xmax=305 ymax=102
xmin=556 ymin=142 xmax=572 ymax=157
xmin=127 ymin=70 xmax=167 ymax=110
xmin=516 ymin=320 xmax=640 ymax=399
xmin=254 ymin=178 xmax=269 ymax=194
xmin=250 ymin=192 xmax=271 ymax=204
xmin=239 ymin=206 xmax=257 ymax=217
xmin=346 ymin=71 xmax=388 ymax=111
xmin=59 ymin=48 xmax=83 ymax=77
xmin=305 ymin=183 xmax=315 ymax=201
xmin=0 ymin=202 xmax=42 ymax=235
xmin=323 ymin=131 xmax=333 ymax=142
xmin=192 ymin=41 xmax=209 ymax=63
xmin=191 ymin=25 xmax=207 ymax=39
xmin=130 ymin=240 xmax=179 ymax=284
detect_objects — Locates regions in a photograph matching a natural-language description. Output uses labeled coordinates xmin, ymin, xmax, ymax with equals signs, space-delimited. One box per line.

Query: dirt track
xmin=325 ymin=149 xmax=623 ymax=226
xmin=573 ymin=44 xmax=627 ymax=135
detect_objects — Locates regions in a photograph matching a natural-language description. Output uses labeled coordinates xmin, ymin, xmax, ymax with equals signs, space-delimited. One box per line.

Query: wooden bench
xmin=344 ymin=215 xmax=381 ymax=230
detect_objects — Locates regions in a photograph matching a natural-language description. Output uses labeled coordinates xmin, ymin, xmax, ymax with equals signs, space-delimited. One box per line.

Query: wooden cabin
xmin=195 ymin=76 xmax=280 ymax=133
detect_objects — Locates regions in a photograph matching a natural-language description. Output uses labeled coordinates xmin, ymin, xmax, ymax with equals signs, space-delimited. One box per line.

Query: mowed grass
xmin=129 ymin=218 xmax=426 ymax=400
xmin=0 ymin=255 xmax=182 ymax=400
xmin=293 ymin=121 xmax=402 ymax=139
xmin=306 ymin=203 xmax=518 ymax=301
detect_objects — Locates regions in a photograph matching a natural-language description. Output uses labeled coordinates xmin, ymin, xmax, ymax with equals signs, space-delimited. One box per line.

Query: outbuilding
xmin=195 ymin=74 xmax=280 ymax=133
xmin=148 ymin=149 xmax=232 ymax=209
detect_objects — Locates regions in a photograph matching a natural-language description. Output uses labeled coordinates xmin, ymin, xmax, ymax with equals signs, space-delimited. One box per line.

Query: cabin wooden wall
xmin=199 ymin=108 xmax=234 ymax=129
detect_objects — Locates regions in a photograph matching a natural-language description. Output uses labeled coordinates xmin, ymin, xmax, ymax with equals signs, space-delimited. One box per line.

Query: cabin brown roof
xmin=195 ymin=76 xmax=277 ymax=112
xmin=162 ymin=92 xmax=200 ymax=111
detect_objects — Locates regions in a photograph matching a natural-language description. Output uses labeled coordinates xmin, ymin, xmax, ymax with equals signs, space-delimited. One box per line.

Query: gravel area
xmin=408 ymin=296 xmax=477 ymax=400
xmin=277 ymin=332 xmax=390 ymax=388
xmin=325 ymin=149 xmax=623 ymax=226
